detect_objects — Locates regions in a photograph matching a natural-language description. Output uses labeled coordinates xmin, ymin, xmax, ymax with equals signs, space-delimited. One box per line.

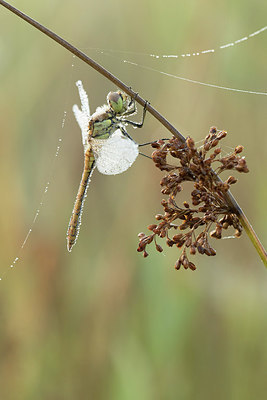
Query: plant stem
xmin=1 ymin=0 xmax=266 ymax=267
xmin=237 ymin=209 xmax=267 ymax=266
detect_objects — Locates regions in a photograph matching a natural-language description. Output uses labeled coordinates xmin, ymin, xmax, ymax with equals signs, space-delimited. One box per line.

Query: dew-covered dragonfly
xmin=67 ymin=81 xmax=146 ymax=251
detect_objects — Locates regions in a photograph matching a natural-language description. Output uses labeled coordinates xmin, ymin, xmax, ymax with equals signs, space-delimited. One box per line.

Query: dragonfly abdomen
xmin=67 ymin=148 xmax=95 ymax=252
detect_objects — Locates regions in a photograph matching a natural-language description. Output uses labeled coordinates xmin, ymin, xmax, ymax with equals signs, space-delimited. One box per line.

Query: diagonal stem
xmin=1 ymin=0 xmax=266 ymax=267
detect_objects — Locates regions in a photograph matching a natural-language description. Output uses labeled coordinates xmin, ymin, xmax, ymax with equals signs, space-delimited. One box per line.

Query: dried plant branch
xmin=1 ymin=0 xmax=266 ymax=267
xmin=138 ymin=128 xmax=255 ymax=270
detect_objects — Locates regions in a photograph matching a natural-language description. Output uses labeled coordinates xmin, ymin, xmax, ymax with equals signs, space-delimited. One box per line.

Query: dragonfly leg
xmin=123 ymin=100 xmax=148 ymax=128
xmin=121 ymin=99 xmax=137 ymax=117
xmin=138 ymin=138 xmax=169 ymax=160
xmin=126 ymin=87 xmax=138 ymax=113
xmin=139 ymin=152 xmax=152 ymax=160
xmin=139 ymin=138 xmax=169 ymax=147
xmin=120 ymin=126 xmax=136 ymax=142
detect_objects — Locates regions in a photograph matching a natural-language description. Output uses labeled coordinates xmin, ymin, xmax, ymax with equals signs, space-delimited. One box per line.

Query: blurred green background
xmin=0 ymin=0 xmax=266 ymax=399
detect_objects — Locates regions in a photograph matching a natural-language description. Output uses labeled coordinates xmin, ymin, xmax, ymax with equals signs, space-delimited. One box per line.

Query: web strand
xmin=85 ymin=25 xmax=266 ymax=60
xmin=123 ymin=60 xmax=267 ymax=96
xmin=1 ymin=56 xmax=76 ymax=282
xmin=150 ymin=25 xmax=267 ymax=59
xmin=2 ymin=137 xmax=63 ymax=279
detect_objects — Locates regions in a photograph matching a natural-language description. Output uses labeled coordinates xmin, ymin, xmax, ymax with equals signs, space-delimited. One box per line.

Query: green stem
xmin=229 ymin=199 xmax=267 ymax=266
xmin=1 ymin=0 xmax=266 ymax=268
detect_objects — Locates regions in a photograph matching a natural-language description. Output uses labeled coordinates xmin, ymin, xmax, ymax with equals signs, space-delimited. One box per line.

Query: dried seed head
xmin=235 ymin=145 xmax=244 ymax=154
xmin=214 ymin=148 xmax=221 ymax=155
xmin=186 ymin=137 xmax=195 ymax=149
xmin=156 ymin=244 xmax=163 ymax=253
xmin=217 ymin=130 xmax=227 ymax=140
xmin=137 ymin=126 xmax=248 ymax=271
xmin=211 ymin=139 xmax=219 ymax=148
xmin=227 ymin=176 xmax=237 ymax=185
xmin=148 ymin=224 xmax=157 ymax=231
xmin=235 ymin=230 xmax=242 ymax=238
xmin=190 ymin=245 xmax=196 ymax=255
xmin=188 ymin=262 xmax=196 ymax=271
xmin=209 ymin=126 xmax=217 ymax=134
xmin=151 ymin=142 xmax=161 ymax=149
xmin=175 ymin=260 xmax=182 ymax=270
xmin=138 ymin=232 xmax=146 ymax=239
xmin=167 ymin=238 xmax=175 ymax=247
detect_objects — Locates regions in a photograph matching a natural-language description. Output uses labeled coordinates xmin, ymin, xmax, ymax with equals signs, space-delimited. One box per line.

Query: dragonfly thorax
xmin=89 ymin=111 xmax=119 ymax=139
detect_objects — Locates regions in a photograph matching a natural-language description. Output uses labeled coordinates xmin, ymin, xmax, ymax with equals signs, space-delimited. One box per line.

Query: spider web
xmin=3 ymin=25 xmax=266 ymax=281
xmin=86 ymin=24 xmax=267 ymax=96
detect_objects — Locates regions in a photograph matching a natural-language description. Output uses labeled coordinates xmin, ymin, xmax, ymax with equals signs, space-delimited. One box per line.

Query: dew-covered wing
xmin=93 ymin=129 xmax=139 ymax=175
xmin=72 ymin=80 xmax=90 ymax=149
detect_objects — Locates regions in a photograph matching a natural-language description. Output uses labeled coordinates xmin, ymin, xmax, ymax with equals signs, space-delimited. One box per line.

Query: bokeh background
xmin=0 ymin=0 xmax=266 ymax=399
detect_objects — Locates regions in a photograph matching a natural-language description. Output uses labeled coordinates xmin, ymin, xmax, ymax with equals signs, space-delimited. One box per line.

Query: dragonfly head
xmin=107 ymin=91 xmax=129 ymax=114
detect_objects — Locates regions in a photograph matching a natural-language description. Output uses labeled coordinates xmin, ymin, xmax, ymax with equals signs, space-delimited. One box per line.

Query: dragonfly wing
xmin=93 ymin=129 xmax=139 ymax=175
xmin=72 ymin=80 xmax=90 ymax=149
xmin=76 ymin=80 xmax=90 ymax=118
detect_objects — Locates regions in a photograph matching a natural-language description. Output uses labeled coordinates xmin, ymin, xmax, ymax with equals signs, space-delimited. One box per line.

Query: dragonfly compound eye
xmin=107 ymin=91 xmax=123 ymax=113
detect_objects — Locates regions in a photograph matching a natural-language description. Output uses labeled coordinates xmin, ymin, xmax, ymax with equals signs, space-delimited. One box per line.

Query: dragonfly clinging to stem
xmin=67 ymin=80 xmax=147 ymax=252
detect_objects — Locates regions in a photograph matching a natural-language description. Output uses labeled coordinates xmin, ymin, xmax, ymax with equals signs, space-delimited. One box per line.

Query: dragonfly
xmin=67 ymin=80 xmax=147 ymax=252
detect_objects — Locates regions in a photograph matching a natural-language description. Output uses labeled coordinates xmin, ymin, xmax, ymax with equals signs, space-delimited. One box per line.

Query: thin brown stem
xmin=1 ymin=0 xmax=266 ymax=267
